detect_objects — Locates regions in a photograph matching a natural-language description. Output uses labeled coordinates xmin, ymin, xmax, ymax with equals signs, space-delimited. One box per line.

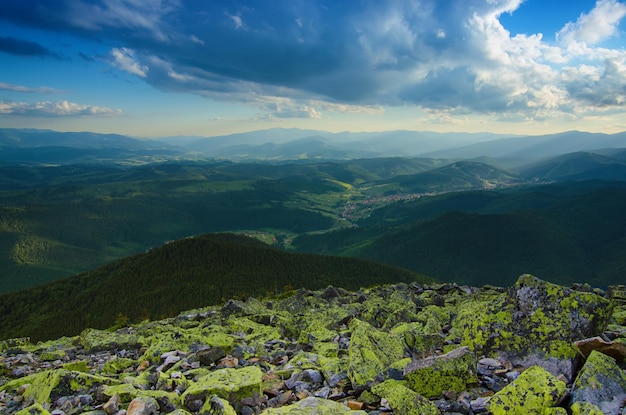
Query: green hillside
xmin=0 ymin=233 xmax=431 ymax=342
xmin=292 ymin=182 xmax=626 ymax=287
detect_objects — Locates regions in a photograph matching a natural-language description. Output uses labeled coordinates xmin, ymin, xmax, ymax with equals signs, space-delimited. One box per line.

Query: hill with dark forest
xmin=0 ymin=233 xmax=430 ymax=342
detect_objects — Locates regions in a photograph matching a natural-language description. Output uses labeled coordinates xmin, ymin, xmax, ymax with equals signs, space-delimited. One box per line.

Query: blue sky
xmin=1 ymin=0 xmax=626 ymax=138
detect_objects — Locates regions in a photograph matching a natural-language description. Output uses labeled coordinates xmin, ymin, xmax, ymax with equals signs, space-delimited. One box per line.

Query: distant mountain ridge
xmin=4 ymin=127 xmax=626 ymax=164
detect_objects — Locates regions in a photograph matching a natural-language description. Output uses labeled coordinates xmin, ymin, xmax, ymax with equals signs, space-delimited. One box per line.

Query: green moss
xmin=570 ymin=350 xmax=626 ymax=414
xmin=570 ymin=402 xmax=604 ymax=415
xmin=200 ymin=395 xmax=237 ymax=415
xmin=260 ymin=396 xmax=367 ymax=414
xmin=487 ymin=366 xmax=567 ymax=415
xmin=449 ymin=275 xmax=613 ymax=358
xmin=139 ymin=389 xmax=182 ymax=408
xmin=79 ymin=328 xmax=144 ymax=353
xmin=371 ymin=379 xmax=439 ymax=415
xmin=140 ymin=325 xmax=234 ymax=364
xmin=359 ymin=284 xmax=419 ymax=330
xmin=543 ymin=407 xmax=568 ymax=415
xmin=62 ymin=360 xmax=89 ymax=373
xmin=181 ymin=366 xmax=263 ymax=411
xmin=404 ymin=346 xmax=477 ymax=398
xmin=38 ymin=349 xmax=66 ymax=362
xmin=102 ymin=383 xmax=139 ymax=402
xmin=348 ymin=318 xmax=404 ymax=388
xmin=100 ymin=357 xmax=137 ymax=374
xmin=1 ymin=369 xmax=120 ymax=405
xmin=225 ymin=317 xmax=281 ymax=355
xmin=14 ymin=403 xmax=51 ymax=415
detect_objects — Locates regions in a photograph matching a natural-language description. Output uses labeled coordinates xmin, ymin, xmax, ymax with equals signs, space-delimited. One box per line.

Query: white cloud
xmin=5 ymin=0 xmax=626 ymax=125
xmin=557 ymin=0 xmax=626 ymax=46
xmin=110 ymin=47 xmax=148 ymax=77
xmin=0 ymin=100 xmax=122 ymax=116
xmin=0 ymin=82 xmax=63 ymax=94
xmin=225 ymin=12 xmax=244 ymax=30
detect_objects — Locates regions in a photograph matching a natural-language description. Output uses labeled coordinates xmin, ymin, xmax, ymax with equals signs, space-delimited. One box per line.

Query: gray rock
xmin=571 ymin=350 xmax=626 ymax=415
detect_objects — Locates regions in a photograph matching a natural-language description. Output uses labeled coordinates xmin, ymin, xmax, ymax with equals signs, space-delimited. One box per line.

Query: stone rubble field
xmin=1 ymin=274 xmax=625 ymax=415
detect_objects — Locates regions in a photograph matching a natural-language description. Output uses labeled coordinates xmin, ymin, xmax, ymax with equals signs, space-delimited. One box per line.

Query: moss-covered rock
xmin=450 ymin=274 xmax=612 ymax=359
xmin=487 ymin=365 xmax=567 ymax=415
xmin=359 ymin=284 xmax=420 ymax=330
xmin=570 ymin=350 xmax=626 ymax=415
xmin=14 ymin=402 xmax=51 ymax=415
xmin=347 ymin=318 xmax=404 ymax=388
xmin=225 ymin=317 xmax=282 ymax=356
xmin=78 ymin=328 xmax=144 ymax=353
xmin=570 ymin=401 xmax=605 ymax=415
xmin=102 ymin=383 xmax=140 ymax=402
xmin=181 ymin=366 xmax=263 ymax=411
xmin=200 ymin=395 xmax=237 ymax=415
xmin=139 ymin=324 xmax=234 ymax=364
xmin=1 ymin=369 xmax=120 ymax=406
xmin=100 ymin=357 xmax=137 ymax=375
xmin=403 ymin=346 xmax=477 ymax=398
xmin=260 ymin=396 xmax=367 ymax=414
xmin=371 ymin=379 xmax=439 ymax=415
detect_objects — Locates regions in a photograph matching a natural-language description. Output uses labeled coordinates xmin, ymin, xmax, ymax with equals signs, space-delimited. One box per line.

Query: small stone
xmin=137 ymin=360 xmax=150 ymax=372
xmin=197 ymin=347 xmax=227 ymax=366
xmin=127 ymin=396 xmax=159 ymax=415
xmin=347 ymin=400 xmax=364 ymax=410
xmin=574 ymin=337 xmax=626 ymax=362
xmin=103 ymin=393 xmax=121 ymax=415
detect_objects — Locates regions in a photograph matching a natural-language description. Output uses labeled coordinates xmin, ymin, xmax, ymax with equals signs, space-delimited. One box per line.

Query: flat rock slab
xmin=403 ymin=346 xmax=477 ymax=398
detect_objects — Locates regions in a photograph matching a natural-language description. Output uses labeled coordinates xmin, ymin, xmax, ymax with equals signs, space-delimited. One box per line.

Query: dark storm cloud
xmin=0 ymin=36 xmax=61 ymax=58
xmin=1 ymin=0 xmax=625 ymax=119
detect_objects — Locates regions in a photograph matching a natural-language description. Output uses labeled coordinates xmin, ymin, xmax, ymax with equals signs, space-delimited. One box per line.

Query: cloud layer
xmin=1 ymin=0 xmax=625 ymax=122
xmin=0 ymin=100 xmax=122 ymax=117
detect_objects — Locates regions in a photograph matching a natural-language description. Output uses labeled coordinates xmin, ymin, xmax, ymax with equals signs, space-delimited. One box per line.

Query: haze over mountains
xmin=2 ymin=127 xmax=626 ymax=299
xmin=3 ymin=128 xmax=626 ymax=165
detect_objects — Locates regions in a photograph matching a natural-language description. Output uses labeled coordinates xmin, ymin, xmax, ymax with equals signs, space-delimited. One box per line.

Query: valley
xmin=2 ymin=128 xmax=626 ymax=294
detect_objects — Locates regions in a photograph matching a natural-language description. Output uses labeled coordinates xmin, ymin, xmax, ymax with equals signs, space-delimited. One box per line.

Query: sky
xmin=1 ymin=0 xmax=626 ymax=138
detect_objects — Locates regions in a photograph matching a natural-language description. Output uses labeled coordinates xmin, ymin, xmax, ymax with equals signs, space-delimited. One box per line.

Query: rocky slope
xmin=1 ymin=274 xmax=625 ymax=415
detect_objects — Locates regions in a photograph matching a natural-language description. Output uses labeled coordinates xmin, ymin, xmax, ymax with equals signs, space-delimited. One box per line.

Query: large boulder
xmin=570 ymin=350 xmax=626 ymax=415
xmin=181 ymin=366 xmax=263 ymax=411
xmin=487 ymin=365 xmax=567 ymax=415
xmin=347 ymin=318 xmax=405 ymax=388
xmin=450 ymin=274 xmax=613 ymax=359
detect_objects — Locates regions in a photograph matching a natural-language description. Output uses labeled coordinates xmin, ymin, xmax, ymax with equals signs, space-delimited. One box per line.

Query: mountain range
xmin=2 ymin=127 xmax=626 ymax=335
xmin=3 ymin=128 xmax=626 ymax=164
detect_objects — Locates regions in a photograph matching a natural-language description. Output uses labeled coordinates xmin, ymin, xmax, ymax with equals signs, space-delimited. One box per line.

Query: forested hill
xmin=0 ymin=233 xmax=431 ymax=342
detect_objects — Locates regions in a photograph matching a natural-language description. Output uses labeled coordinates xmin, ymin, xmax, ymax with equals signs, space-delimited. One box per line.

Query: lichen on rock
xmin=371 ymin=379 xmax=439 ymax=415
xmin=181 ymin=365 xmax=263 ymax=411
xmin=487 ymin=365 xmax=567 ymax=415
xmin=450 ymin=274 xmax=612 ymax=363
xmin=403 ymin=346 xmax=478 ymax=398
xmin=260 ymin=396 xmax=366 ymax=414
xmin=347 ymin=318 xmax=404 ymax=388
xmin=570 ymin=350 xmax=626 ymax=415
